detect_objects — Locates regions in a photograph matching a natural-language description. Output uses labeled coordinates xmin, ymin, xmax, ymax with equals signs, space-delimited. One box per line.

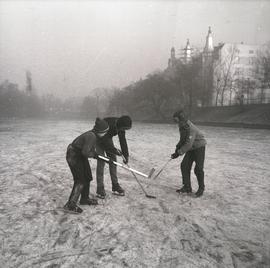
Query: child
xmin=64 ymin=118 xmax=109 ymax=213
xmin=171 ymin=110 xmax=206 ymax=197
xmin=96 ymin=115 xmax=132 ymax=198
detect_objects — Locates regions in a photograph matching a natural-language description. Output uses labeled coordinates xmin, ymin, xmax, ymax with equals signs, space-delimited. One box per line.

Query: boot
xmin=80 ymin=197 xmax=98 ymax=205
xmin=195 ymin=188 xmax=204 ymax=197
xmin=112 ymin=184 xmax=125 ymax=196
xmin=63 ymin=201 xmax=83 ymax=213
xmin=176 ymin=186 xmax=192 ymax=194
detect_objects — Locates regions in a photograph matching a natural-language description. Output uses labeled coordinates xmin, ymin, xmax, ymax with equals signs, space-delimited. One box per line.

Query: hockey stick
xmin=97 ymin=155 xmax=155 ymax=178
xmin=126 ymin=164 xmax=156 ymax=199
xmin=152 ymin=158 xmax=172 ymax=180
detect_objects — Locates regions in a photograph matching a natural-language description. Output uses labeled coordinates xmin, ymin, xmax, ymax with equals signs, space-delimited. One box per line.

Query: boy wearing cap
xmin=171 ymin=110 xmax=206 ymax=197
xmin=96 ymin=115 xmax=132 ymax=198
xmin=63 ymin=118 xmax=109 ymax=213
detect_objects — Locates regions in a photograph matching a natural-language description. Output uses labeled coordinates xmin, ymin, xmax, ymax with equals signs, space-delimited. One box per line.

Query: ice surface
xmin=0 ymin=119 xmax=269 ymax=267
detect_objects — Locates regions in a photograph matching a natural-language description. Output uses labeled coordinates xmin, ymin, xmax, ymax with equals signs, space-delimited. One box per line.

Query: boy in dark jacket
xmin=171 ymin=110 xmax=206 ymax=197
xmin=96 ymin=115 xmax=132 ymax=198
xmin=64 ymin=118 xmax=109 ymax=213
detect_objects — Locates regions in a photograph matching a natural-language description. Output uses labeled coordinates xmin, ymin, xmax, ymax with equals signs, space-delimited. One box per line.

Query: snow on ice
xmin=0 ymin=119 xmax=269 ymax=267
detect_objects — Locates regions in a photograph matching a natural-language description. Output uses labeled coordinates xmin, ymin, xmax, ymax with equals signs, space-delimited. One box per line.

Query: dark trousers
xmin=180 ymin=146 xmax=205 ymax=190
xmin=96 ymin=139 xmax=118 ymax=192
xmin=66 ymin=145 xmax=93 ymax=203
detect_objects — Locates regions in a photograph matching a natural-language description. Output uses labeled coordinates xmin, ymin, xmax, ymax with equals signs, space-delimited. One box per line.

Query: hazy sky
xmin=0 ymin=0 xmax=270 ymax=98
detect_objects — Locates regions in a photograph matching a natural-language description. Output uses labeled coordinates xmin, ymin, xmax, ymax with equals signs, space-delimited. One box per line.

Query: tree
xmin=255 ymin=43 xmax=270 ymax=103
xmin=25 ymin=70 xmax=33 ymax=95
xmin=0 ymin=80 xmax=44 ymax=118
xmin=213 ymin=44 xmax=239 ymax=106
xmin=135 ymin=74 xmax=179 ymax=120
xmin=172 ymin=55 xmax=202 ymax=112
xmin=80 ymin=96 xmax=97 ymax=119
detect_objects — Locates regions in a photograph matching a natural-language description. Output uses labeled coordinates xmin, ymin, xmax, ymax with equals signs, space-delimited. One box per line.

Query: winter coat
xmin=99 ymin=117 xmax=129 ymax=159
xmin=66 ymin=130 xmax=97 ymax=182
xmin=70 ymin=130 xmax=97 ymax=158
xmin=176 ymin=120 xmax=206 ymax=155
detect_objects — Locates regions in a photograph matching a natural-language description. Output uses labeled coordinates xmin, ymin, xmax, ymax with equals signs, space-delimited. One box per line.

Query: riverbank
xmin=1 ymin=103 xmax=270 ymax=130
xmin=189 ymin=103 xmax=270 ymax=129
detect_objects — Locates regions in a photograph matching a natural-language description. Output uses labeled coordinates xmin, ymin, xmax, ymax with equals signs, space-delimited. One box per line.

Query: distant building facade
xmin=212 ymin=43 xmax=264 ymax=106
xmin=168 ymin=39 xmax=194 ymax=69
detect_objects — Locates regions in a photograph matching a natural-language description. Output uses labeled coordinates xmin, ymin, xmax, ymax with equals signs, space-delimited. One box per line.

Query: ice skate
xmin=63 ymin=201 xmax=83 ymax=214
xmin=112 ymin=184 xmax=125 ymax=196
xmin=96 ymin=189 xmax=106 ymax=199
xmin=80 ymin=198 xmax=98 ymax=205
xmin=195 ymin=188 xmax=204 ymax=197
xmin=176 ymin=186 xmax=192 ymax=194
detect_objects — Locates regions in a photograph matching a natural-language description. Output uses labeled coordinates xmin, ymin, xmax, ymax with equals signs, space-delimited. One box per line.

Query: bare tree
xmin=25 ymin=70 xmax=32 ymax=95
xmin=213 ymin=44 xmax=239 ymax=106
xmin=255 ymin=43 xmax=270 ymax=103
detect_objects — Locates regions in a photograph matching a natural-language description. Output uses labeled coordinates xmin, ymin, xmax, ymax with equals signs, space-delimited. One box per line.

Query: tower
xmin=202 ymin=26 xmax=214 ymax=65
xmin=168 ymin=47 xmax=177 ymax=68
xmin=171 ymin=47 xmax=176 ymax=59
xmin=204 ymin=26 xmax=214 ymax=53
xmin=183 ymin=39 xmax=192 ymax=64
xmin=202 ymin=27 xmax=214 ymax=106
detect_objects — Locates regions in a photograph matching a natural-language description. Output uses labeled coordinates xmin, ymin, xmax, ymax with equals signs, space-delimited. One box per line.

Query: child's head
xmin=93 ymin=118 xmax=109 ymax=137
xmin=173 ymin=110 xmax=187 ymax=126
xmin=116 ymin=115 xmax=132 ymax=131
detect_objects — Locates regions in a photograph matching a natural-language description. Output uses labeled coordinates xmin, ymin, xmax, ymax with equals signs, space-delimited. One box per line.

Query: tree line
xmin=107 ymin=55 xmax=207 ymax=121
xmin=108 ymin=43 xmax=270 ymax=120
xmin=0 ymin=80 xmax=112 ymax=120
xmin=1 ymin=43 xmax=269 ymax=121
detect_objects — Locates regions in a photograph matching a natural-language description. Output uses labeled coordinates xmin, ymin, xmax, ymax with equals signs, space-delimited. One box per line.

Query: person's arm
xmin=100 ymin=136 xmax=121 ymax=156
xmin=175 ymin=140 xmax=181 ymax=151
xmin=177 ymin=127 xmax=196 ymax=155
xmin=175 ymin=126 xmax=188 ymax=152
xmin=118 ymin=130 xmax=129 ymax=159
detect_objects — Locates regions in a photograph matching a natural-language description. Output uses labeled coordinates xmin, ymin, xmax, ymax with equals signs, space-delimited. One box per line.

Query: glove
xmin=171 ymin=152 xmax=179 ymax=159
xmin=92 ymin=152 xmax=98 ymax=159
xmin=115 ymin=149 xmax=122 ymax=156
xmin=176 ymin=149 xmax=184 ymax=156
xmin=123 ymin=156 xmax=129 ymax=164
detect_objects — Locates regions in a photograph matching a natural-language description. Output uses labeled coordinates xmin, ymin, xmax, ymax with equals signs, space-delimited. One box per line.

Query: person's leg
xmin=80 ymin=157 xmax=92 ymax=201
xmin=194 ymin=146 xmax=205 ymax=197
xmin=65 ymin=149 xmax=89 ymax=212
xmin=103 ymin=138 xmax=125 ymax=195
xmin=96 ymin=144 xmax=106 ymax=198
xmin=78 ymin=159 xmax=98 ymax=205
xmin=106 ymin=150 xmax=118 ymax=186
xmin=179 ymin=151 xmax=194 ymax=192
xmin=68 ymin=181 xmax=83 ymax=204
xmin=106 ymin=150 xmax=125 ymax=195
xmin=64 ymin=163 xmax=84 ymax=213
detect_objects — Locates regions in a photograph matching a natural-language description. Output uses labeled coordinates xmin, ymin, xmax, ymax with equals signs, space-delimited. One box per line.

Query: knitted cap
xmin=173 ymin=110 xmax=187 ymax=122
xmin=116 ymin=115 xmax=132 ymax=129
xmin=94 ymin=118 xmax=109 ymax=133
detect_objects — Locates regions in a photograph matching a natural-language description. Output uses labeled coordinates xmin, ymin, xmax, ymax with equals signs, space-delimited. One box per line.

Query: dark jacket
xmin=176 ymin=120 xmax=206 ymax=155
xmin=71 ymin=130 xmax=97 ymax=158
xmin=100 ymin=117 xmax=129 ymax=158
xmin=66 ymin=130 xmax=97 ymax=182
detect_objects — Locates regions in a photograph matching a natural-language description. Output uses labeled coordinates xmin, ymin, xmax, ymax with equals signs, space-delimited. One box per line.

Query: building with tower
xmin=167 ymin=39 xmax=194 ymax=69
xmin=181 ymin=39 xmax=192 ymax=64
xmin=166 ymin=27 xmax=270 ymax=106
